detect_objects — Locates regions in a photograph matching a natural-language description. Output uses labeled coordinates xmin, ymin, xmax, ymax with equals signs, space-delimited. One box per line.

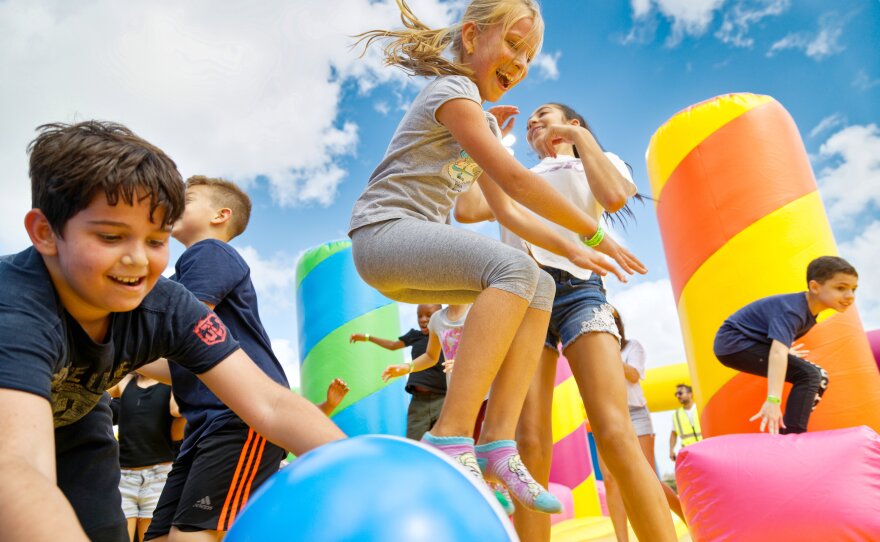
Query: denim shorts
xmin=119 ymin=462 xmax=172 ymax=519
xmin=544 ymin=267 xmax=621 ymax=350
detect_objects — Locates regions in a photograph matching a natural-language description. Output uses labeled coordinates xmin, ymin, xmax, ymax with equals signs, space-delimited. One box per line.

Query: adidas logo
xmin=193 ymin=496 xmax=214 ymax=511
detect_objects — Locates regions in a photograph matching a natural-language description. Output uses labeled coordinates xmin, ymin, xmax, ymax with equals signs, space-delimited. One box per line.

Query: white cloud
xmin=838 ymin=221 xmax=880 ymax=331
xmin=809 ymin=113 xmax=845 ymax=139
xmin=0 ymin=0 xmax=457 ymax=253
xmin=628 ymin=0 xmax=726 ymax=46
xmin=814 ymin=124 xmax=880 ymax=226
xmin=532 ymin=51 xmax=561 ymax=80
xmin=271 ymin=338 xmax=301 ymax=389
xmin=715 ymin=0 xmax=790 ymax=48
xmin=606 ymin=279 xmax=687 ymax=369
xmin=767 ymin=12 xmax=845 ymax=60
xmin=854 ymin=70 xmax=880 ymax=91
xmin=234 ymin=245 xmax=300 ymax=312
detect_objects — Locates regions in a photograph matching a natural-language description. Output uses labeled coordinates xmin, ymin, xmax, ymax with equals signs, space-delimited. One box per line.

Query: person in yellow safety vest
xmin=669 ymin=383 xmax=702 ymax=461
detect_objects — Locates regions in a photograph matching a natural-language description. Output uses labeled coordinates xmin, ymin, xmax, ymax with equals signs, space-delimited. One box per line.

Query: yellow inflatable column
xmin=646 ymin=93 xmax=880 ymax=437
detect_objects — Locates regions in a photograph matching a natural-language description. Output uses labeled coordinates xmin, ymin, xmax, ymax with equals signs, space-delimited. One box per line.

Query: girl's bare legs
xmin=597 ymin=452 xmax=630 ymax=542
xmin=429 ymin=287 xmax=531 ymax=437
xmin=638 ymin=434 xmax=685 ymax=522
xmin=567 ymin=333 xmax=677 ymax=542
xmin=512 ymin=347 xmax=558 ymax=542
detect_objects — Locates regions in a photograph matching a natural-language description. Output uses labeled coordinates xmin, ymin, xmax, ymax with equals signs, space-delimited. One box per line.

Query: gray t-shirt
xmin=349 ymin=75 xmax=501 ymax=233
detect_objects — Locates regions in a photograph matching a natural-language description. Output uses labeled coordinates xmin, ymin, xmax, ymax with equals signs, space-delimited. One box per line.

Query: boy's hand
xmin=382 ymin=364 xmax=410 ymax=382
xmin=442 ymin=359 xmax=455 ymax=374
xmin=350 ymin=333 xmax=367 ymax=343
xmin=749 ymin=401 xmax=786 ymax=434
xmin=487 ymin=105 xmax=519 ymax=138
xmin=325 ymin=378 xmax=350 ymax=410
xmin=790 ymin=342 xmax=810 ymax=359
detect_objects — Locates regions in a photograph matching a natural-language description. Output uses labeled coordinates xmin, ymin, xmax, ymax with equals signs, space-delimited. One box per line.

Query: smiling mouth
xmin=109 ymin=275 xmax=145 ymax=286
xmin=496 ymin=70 xmax=513 ymax=90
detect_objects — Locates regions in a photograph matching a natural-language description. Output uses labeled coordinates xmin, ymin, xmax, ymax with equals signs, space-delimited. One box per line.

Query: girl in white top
xmin=455 ymin=103 xmax=677 ymax=542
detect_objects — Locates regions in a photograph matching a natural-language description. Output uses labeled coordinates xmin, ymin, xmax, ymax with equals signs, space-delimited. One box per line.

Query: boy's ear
xmin=24 ymin=209 xmax=59 ymax=256
xmin=807 ymin=279 xmax=821 ymax=293
xmin=211 ymin=208 xmax=232 ymax=225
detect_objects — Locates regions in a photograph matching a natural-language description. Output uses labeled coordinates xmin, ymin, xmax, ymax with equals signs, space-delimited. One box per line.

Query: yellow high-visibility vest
xmin=674 ymin=406 xmax=702 ymax=446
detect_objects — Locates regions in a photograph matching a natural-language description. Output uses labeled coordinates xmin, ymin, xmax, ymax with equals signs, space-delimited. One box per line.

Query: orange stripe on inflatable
xmin=657 ymin=100 xmax=817 ymax=300
xmin=647 ymin=94 xmax=773 ymax=199
xmin=701 ymin=308 xmax=880 ymax=437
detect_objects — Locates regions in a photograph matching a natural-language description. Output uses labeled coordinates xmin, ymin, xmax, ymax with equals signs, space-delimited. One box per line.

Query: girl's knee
xmin=529 ymin=269 xmax=555 ymax=311
xmin=486 ymin=251 xmax=541 ymax=297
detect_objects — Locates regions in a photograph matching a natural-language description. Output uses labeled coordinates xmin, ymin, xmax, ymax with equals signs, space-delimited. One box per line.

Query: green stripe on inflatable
xmin=300 ymin=303 xmax=404 ymax=410
xmin=295 ymin=239 xmax=352 ymax=288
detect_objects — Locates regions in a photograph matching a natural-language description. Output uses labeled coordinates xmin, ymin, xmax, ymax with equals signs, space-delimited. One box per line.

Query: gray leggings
xmin=350 ymin=218 xmax=554 ymax=311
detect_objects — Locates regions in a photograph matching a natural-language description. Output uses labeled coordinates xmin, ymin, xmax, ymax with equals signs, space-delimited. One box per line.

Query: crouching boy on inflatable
xmin=713 ymin=256 xmax=858 ymax=435
xmin=0 ymin=121 xmax=345 ymax=541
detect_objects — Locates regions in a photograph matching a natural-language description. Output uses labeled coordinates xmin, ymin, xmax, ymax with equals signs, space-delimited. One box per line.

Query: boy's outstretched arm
xmin=0 ymin=389 xmax=89 ymax=540
xmin=198 ymin=350 xmax=346 ymax=456
xmin=350 ymin=333 xmax=405 ymax=351
xmin=748 ymin=339 xmax=788 ymax=434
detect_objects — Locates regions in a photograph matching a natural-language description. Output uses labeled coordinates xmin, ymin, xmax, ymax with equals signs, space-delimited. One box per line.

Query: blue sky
xmin=2 ymin=0 xmax=878 ymax=474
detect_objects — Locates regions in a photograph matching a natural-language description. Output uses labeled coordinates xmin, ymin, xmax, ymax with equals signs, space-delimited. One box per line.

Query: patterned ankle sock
xmin=477 ymin=458 xmax=516 ymax=515
xmin=421 ymin=432 xmax=482 ymax=480
xmin=475 ymin=440 xmax=562 ymax=514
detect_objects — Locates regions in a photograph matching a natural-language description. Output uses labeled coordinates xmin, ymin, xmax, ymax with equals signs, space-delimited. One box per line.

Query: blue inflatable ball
xmin=226 ymin=435 xmax=517 ymax=542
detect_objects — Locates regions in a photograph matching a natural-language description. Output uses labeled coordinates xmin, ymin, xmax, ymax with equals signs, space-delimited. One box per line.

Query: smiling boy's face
xmin=45 ymin=193 xmax=171 ymax=326
xmin=810 ymin=272 xmax=858 ymax=313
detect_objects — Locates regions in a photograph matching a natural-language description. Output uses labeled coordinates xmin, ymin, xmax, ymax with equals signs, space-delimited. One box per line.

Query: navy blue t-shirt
xmin=170 ymin=239 xmax=289 ymax=457
xmin=400 ymin=328 xmax=447 ymax=394
xmin=0 ymin=247 xmax=240 ymax=428
xmin=714 ymin=292 xmax=817 ymax=356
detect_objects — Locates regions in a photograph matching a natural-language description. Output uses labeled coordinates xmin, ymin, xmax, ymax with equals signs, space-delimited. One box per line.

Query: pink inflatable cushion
xmin=676 ymin=426 xmax=880 ymax=541
xmin=548 ymin=482 xmax=574 ymax=525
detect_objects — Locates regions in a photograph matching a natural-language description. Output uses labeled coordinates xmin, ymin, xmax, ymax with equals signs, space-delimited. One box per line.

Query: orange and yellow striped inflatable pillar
xmin=646 ymin=93 xmax=880 ymax=437
xmin=549 ymin=354 xmax=601 ymax=517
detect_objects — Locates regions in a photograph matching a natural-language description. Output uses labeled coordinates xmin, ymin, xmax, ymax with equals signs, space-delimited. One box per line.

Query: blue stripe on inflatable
xmin=587 ymin=431 xmax=603 ymax=481
xmin=297 ymin=247 xmax=393 ymax=359
xmin=330 ymin=378 xmax=408 ymax=437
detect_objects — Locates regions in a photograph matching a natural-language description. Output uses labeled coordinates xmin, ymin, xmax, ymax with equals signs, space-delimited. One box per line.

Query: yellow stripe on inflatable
xmin=552 ymin=376 xmax=586 ymax=443
xmin=643 ymin=363 xmax=691 ymax=412
xmin=677 ymin=191 xmax=838 ymax=405
xmin=646 ymin=94 xmax=774 ymax=200
xmin=571 ymin=476 xmax=602 ymax=518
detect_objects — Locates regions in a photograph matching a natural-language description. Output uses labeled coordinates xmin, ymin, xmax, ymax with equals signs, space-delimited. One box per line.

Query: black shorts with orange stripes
xmin=144 ymin=416 xmax=285 ymax=538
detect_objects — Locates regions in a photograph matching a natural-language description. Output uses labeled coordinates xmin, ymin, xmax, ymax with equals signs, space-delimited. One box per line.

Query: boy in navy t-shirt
xmin=145 ymin=175 xmax=331 ymax=540
xmin=713 ymin=256 xmax=858 ymax=434
xmin=0 ymin=122 xmax=345 ymax=541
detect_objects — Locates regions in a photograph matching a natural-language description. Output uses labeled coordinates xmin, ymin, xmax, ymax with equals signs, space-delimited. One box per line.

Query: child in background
xmin=713 ymin=256 xmax=857 ymax=434
xmin=351 ymin=304 xmax=446 ymax=440
xmin=455 ymin=102 xmax=675 ymax=541
xmin=350 ymin=0 xmax=643 ymax=515
xmin=144 ymin=175 xmax=321 ymax=541
xmin=596 ymin=309 xmax=684 ymax=542
xmin=0 ymin=121 xmax=343 ymax=541
xmin=109 ymin=373 xmax=178 ymax=542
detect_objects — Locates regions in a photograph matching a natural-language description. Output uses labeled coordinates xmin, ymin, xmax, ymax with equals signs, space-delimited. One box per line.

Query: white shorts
xmin=628 ymin=405 xmax=655 ymax=437
xmin=119 ymin=463 xmax=172 ymax=519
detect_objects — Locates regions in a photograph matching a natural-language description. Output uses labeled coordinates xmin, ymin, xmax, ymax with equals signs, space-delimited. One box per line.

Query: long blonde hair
xmin=354 ymin=0 xmax=544 ymax=78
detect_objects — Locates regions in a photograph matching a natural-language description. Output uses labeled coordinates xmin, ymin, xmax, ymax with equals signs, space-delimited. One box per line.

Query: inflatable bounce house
xmin=646 ymin=93 xmax=880 ymax=540
xmin=229 ymin=93 xmax=880 ymax=541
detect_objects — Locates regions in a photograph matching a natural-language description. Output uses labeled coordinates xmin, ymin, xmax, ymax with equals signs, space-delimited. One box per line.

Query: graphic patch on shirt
xmin=193 ymin=314 xmax=228 ymax=346
xmin=446 ymin=150 xmax=482 ymax=192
